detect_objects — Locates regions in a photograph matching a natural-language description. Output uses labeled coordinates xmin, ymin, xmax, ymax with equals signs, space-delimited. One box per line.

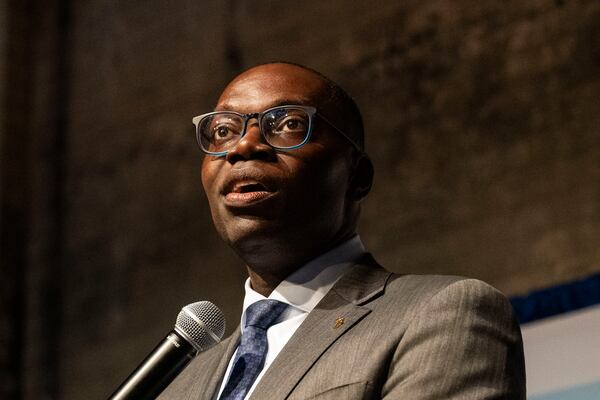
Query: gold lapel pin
xmin=334 ymin=317 xmax=345 ymax=329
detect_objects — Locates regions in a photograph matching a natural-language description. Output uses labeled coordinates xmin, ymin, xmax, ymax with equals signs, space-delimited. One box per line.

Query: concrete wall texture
xmin=1 ymin=0 xmax=599 ymax=399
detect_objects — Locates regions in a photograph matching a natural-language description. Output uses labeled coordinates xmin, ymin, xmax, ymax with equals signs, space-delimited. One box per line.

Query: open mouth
xmin=224 ymin=180 xmax=275 ymax=205
xmin=230 ymin=181 xmax=269 ymax=194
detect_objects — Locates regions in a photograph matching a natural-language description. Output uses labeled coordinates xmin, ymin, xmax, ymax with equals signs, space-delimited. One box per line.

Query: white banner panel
xmin=522 ymin=304 xmax=600 ymax=399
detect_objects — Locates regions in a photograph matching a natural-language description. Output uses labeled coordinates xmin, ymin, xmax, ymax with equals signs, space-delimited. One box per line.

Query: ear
xmin=348 ymin=153 xmax=374 ymax=200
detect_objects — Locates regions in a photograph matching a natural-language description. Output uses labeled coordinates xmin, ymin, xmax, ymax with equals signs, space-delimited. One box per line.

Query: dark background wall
xmin=1 ymin=1 xmax=599 ymax=399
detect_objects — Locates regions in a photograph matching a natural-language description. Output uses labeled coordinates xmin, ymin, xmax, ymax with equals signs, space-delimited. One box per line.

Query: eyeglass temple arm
xmin=316 ymin=113 xmax=362 ymax=152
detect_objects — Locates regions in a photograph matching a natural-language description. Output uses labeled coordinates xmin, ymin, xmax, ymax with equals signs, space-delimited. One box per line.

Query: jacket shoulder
xmin=381 ymin=272 xmax=513 ymax=317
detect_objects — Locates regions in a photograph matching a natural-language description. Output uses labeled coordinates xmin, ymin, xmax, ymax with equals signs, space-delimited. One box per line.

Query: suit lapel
xmin=202 ymin=328 xmax=241 ymax=400
xmin=249 ymin=257 xmax=392 ymax=400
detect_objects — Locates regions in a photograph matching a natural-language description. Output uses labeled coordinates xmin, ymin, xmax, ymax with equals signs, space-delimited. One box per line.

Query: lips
xmin=229 ymin=181 xmax=269 ymax=194
xmin=221 ymin=174 xmax=277 ymax=207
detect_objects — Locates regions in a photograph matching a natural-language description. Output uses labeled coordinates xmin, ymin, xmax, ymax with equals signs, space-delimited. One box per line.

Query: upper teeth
xmin=233 ymin=182 xmax=260 ymax=193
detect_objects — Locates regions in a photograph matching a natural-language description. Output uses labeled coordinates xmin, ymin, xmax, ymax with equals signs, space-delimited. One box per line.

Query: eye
xmin=274 ymin=116 xmax=307 ymax=133
xmin=214 ymin=125 xmax=231 ymax=138
xmin=284 ymin=119 xmax=301 ymax=130
xmin=209 ymin=120 xmax=240 ymax=142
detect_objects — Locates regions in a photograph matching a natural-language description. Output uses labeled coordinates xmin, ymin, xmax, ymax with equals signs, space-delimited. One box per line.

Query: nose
xmin=225 ymin=121 xmax=275 ymax=164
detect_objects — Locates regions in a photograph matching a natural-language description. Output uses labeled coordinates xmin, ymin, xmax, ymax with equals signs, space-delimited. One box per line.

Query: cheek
xmin=318 ymin=163 xmax=352 ymax=207
xmin=200 ymin=161 xmax=227 ymax=225
xmin=200 ymin=160 xmax=217 ymax=198
xmin=200 ymin=161 xmax=231 ymax=237
xmin=284 ymin=152 xmax=351 ymax=212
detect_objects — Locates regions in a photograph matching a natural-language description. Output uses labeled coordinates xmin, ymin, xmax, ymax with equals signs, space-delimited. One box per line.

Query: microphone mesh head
xmin=175 ymin=301 xmax=225 ymax=351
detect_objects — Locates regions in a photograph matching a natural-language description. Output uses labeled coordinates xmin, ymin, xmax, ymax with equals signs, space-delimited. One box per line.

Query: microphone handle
xmin=108 ymin=330 xmax=197 ymax=400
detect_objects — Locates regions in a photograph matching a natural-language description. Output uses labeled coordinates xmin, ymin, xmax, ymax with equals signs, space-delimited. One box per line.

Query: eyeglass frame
xmin=192 ymin=104 xmax=361 ymax=156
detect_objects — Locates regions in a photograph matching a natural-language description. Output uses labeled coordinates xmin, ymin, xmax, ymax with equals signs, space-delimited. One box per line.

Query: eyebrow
xmin=216 ymin=97 xmax=314 ymax=112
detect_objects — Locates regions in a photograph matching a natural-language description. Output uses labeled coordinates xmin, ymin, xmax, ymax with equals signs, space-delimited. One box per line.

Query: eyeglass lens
xmin=198 ymin=107 xmax=311 ymax=153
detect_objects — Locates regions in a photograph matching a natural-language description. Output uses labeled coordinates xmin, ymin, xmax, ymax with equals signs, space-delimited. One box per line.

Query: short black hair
xmin=245 ymin=61 xmax=365 ymax=151
xmin=319 ymin=73 xmax=365 ymax=151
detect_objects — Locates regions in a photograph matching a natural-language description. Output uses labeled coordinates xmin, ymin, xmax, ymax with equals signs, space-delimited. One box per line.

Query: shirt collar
xmin=241 ymin=235 xmax=366 ymax=325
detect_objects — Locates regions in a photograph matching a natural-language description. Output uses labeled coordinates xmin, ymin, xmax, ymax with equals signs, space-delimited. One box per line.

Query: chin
xmin=219 ymin=216 xmax=284 ymax=250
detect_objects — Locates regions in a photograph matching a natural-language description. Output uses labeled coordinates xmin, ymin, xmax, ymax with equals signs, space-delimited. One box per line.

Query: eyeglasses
xmin=192 ymin=105 xmax=359 ymax=156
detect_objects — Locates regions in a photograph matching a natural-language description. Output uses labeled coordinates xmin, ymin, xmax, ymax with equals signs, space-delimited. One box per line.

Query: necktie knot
xmin=245 ymin=299 xmax=288 ymax=330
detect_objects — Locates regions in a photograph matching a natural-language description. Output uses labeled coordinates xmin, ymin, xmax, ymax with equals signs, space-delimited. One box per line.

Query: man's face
xmin=200 ymin=64 xmax=356 ymax=266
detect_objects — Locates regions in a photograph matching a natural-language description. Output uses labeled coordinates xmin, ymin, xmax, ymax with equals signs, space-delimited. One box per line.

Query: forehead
xmin=216 ymin=65 xmax=327 ymax=113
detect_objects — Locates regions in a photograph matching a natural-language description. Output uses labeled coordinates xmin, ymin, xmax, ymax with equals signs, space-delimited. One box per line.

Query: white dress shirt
xmin=216 ymin=235 xmax=366 ymax=399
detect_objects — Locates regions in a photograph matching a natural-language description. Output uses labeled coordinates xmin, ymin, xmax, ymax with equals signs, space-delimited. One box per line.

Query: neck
xmin=242 ymin=231 xmax=357 ymax=297
xmin=246 ymin=268 xmax=284 ymax=297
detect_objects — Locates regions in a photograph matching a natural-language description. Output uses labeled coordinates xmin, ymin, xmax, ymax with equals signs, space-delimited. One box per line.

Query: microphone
xmin=108 ymin=301 xmax=225 ymax=400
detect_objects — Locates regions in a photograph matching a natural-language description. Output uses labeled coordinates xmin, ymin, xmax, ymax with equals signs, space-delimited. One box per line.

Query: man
xmin=159 ymin=62 xmax=525 ymax=399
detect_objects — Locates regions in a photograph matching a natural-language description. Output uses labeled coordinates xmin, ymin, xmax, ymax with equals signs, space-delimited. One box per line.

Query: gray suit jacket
xmin=158 ymin=256 xmax=525 ymax=399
